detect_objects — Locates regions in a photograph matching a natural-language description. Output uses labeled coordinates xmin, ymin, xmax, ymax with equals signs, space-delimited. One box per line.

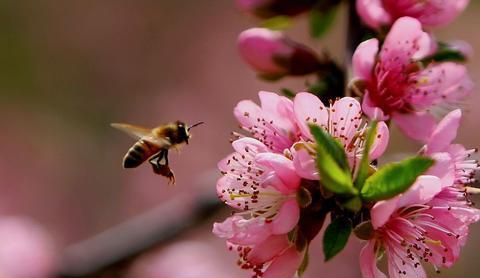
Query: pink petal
xmin=330 ymin=97 xmax=362 ymax=146
xmin=381 ymin=17 xmax=431 ymax=66
xmin=212 ymin=216 xmax=271 ymax=246
xmin=255 ymin=153 xmax=301 ymax=192
xmin=271 ymin=200 xmax=300 ymax=235
xmin=414 ymin=0 xmax=470 ymax=27
xmin=360 ymin=241 xmax=386 ymax=278
xmin=293 ymin=92 xmax=328 ymax=140
xmin=410 ymin=64 xmax=471 ymax=110
xmin=392 ymin=111 xmax=436 ymax=141
xmin=353 ymin=39 xmax=379 ymax=81
xmin=247 ymin=235 xmax=289 ymax=265
xmin=234 ymin=99 xmax=263 ymax=128
xmin=259 ymin=91 xmax=297 ymax=133
xmin=369 ymin=121 xmax=390 ymax=160
xmin=426 ymin=152 xmax=455 ymax=188
xmin=426 ymin=109 xmax=461 ymax=154
xmin=292 ymin=148 xmax=319 ymax=180
xmin=356 ymin=0 xmax=391 ymax=29
xmin=362 ymin=91 xmax=388 ymax=121
xmin=231 ymin=137 xmax=268 ymax=156
xmin=397 ymin=175 xmax=442 ymax=208
xmin=262 ymin=247 xmax=302 ymax=278
xmin=371 ymin=197 xmax=400 ymax=229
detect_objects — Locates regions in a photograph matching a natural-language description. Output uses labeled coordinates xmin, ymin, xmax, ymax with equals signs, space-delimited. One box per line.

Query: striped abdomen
xmin=123 ymin=140 xmax=160 ymax=168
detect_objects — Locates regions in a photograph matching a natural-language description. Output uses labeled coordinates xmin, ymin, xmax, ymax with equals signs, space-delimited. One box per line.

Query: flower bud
xmin=238 ymin=28 xmax=321 ymax=77
xmin=236 ymin=0 xmax=318 ymax=18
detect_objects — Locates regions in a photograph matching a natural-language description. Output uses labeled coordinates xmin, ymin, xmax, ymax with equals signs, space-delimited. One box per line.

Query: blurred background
xmin=0 ymin=0 xmax=479 ymax=277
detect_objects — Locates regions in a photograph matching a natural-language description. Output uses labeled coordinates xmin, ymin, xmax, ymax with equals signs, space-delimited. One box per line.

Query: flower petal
xmin=271 ymin=199 xmax=300 ymax=235
xmin=360 ymin=241 xmax=386 ymax=278
xmin=371 ymin=196 xmax=400 ymax=229
xmin=212 ymin=216 xmax=271 ymax=246
xmin=255 ymin=153 xmax=301 ymax=192
xmin=426 ymin=152 xmax=455 ymax=188
xmin=392 ymin=111 xmax=436 ymax=141
xmin=353 ymin=39 xmax=379 ymax=81
xmin=247 ymin=235 xmax=289 ymax=265
xmin=397 ymin=175 xmax=442 ymax=208
xmin=292 ymin=147 xmax=319 ymax=180
xmin=262 ymin=247 xmax=302 ymax=278
xmin=330 ymin=97 xmax=362 ymax=146
xmin=426 ymin=109 xmax=461 ymax=154
xmin=369 ymin=121 xmax=390 ymax=160
xmin=293 ymin=92 xmax=328 ymax=140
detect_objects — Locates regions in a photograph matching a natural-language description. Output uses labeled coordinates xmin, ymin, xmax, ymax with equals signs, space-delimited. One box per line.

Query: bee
xmin=111 ymin=121 xmax=204 ymax=184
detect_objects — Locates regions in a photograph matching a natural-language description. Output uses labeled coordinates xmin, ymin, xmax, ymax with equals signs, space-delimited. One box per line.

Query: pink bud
xmin=237 ymin=28 xmax=320 ymax=76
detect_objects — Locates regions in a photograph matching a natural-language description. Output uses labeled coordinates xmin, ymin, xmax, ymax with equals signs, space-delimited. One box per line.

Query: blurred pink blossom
xmin=356 ymin=0 xmax=469 ymax=29
xmin=0 ymin=216 xmax=57 ymax=278
xmin=353 ymin=17 xmax=472 ymax=140
xmin=237 ymin=28 xmax=321 ymax=77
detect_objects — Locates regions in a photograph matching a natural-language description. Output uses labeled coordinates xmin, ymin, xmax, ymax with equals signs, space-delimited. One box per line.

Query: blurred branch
xmin=57 ymin=195 xmax=223 ymax=277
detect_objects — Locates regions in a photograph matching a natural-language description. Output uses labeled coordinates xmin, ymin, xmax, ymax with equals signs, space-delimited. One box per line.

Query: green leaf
xmin=281 ymin=88 xmax=296 ymax=98
xmin=297 ymin=247 xmax=309 ymax=277
xmin=421 ymin=49 xmax=466 ymax=65
xmin=309 ymin=124 xmax=356 ymax=195
xmin=309 ymin=124 xmax=349 ymax=170
xmin=323 ymin=217 xmax=352 ymax=261
xmin=260 ymin=16 xmax=291 ymax=30
xmin=257 ymin=72 xmax=285 ymax=81
xmin=309 ymin=8 xmax=337 ymax=39
xmin=355 ymin=120 xmax=377 ymax=190
xmin=361 ymin=156 xmax=435 ymax=201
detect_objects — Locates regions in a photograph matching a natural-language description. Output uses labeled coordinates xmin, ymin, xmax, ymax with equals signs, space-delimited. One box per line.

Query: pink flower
xmin=213 ymin=137 xmax=302 ymax=277
xmin=353 ymin=17 xmax=473 ymax=140
xmin=361 ymin=175 xmax=479 ymax=277
xmin=238 ymin=28 xmax=321 ymax=77
xmin=291 ymin=92 xmax=390 ymax=179
xmin=234 ymin=91 xmax=300 ymax=153
xmin=0 ymin=216 xmax=58 ymax=278
xmin=356 ymin=0 xmax=469 ymax=29
xmin=423 ymin=109 xmax=479 ymax=186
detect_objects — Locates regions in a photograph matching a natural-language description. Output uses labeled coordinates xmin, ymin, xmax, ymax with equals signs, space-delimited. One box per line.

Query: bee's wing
xmin=111 ymin=123 xmax=171 ymax=147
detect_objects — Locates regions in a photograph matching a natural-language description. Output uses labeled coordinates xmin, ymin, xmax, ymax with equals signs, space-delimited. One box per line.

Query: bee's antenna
xmin=188 ymin=121 xmax=205 ymax=131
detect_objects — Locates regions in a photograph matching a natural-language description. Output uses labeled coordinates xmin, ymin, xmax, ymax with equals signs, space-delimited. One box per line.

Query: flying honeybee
xmin=111 ymin=121 xmax=204 ymax=184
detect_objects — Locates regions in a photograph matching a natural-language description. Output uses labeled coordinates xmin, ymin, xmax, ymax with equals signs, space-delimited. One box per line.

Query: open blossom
xmin=361 ymin=174 xmax=480 ymax=278
xmin=238 ymin=28 xmax=321 ymax=77
xmin=356 ymin=0 xmax=469 ymax=29
xmin=423 ymin=109 xmax=479 ymax=186
xmin=291 ymin=92 xmax=389 ymax=179
xmin=213 ymin=137 xmax=302 ymax=277
xmin=353 ymin=17 xmax=473 ymax=140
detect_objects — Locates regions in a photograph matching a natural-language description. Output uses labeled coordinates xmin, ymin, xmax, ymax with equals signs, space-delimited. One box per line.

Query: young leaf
xmin=309 ymin=8 xmax=337 ymax=39
xmin=260 ymin=16 xmax=291 ymax=30
xmin=323 ymin=217 xmax=352 ymax=261
xmin=309 ymin=124 xmax=356 ymax=195
xmin=360 ymin=156 xmax=435 ymax=201
xmin=309 ymin=124 xmax=349 ymax=170
xmin=355 ymin=120 xmax=377 ymax=190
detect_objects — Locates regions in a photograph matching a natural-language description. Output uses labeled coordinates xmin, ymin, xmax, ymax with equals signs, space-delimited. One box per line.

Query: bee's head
xmin=175 ymin=121 xmax=189 ymax=144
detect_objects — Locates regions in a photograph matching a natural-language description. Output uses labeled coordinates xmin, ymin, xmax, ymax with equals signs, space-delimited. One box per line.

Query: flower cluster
xmin=214 ymin=1 xmax=478 ymax=277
